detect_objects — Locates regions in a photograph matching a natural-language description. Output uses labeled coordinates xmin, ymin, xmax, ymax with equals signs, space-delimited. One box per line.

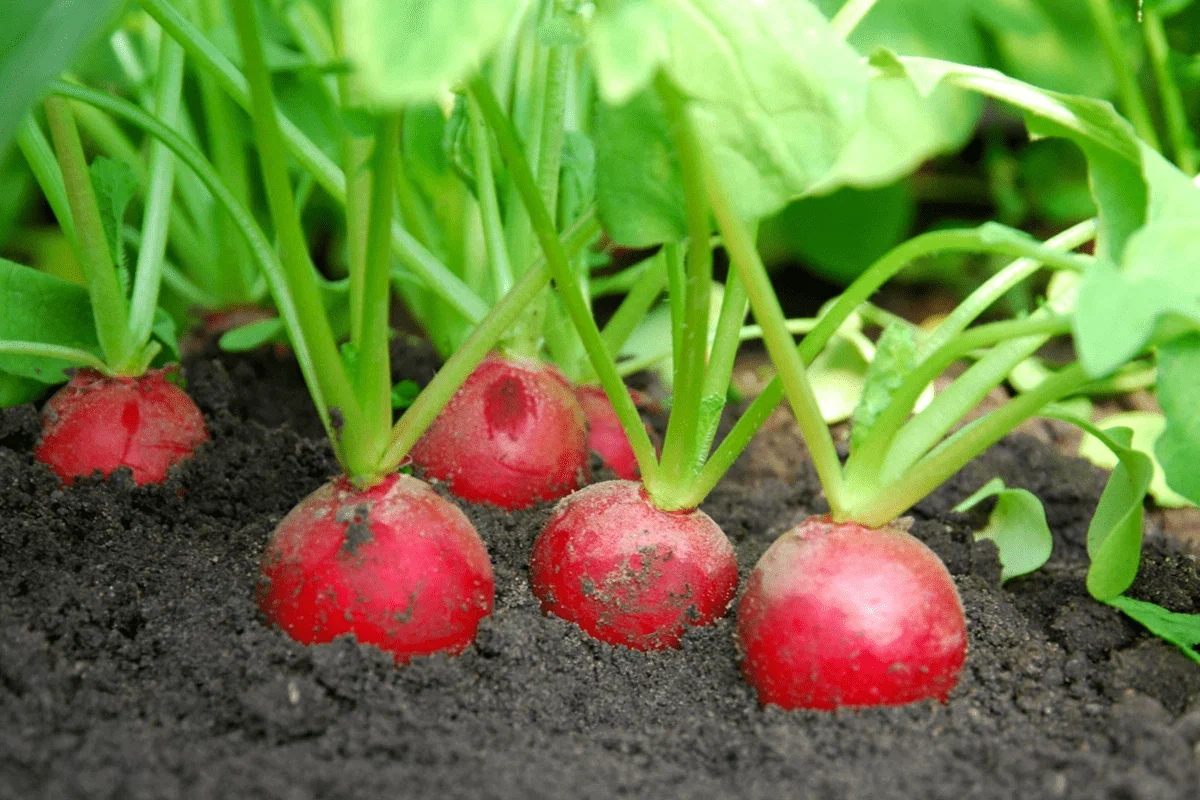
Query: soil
xmin=2 ymin=348 xmax=1199 ymax=800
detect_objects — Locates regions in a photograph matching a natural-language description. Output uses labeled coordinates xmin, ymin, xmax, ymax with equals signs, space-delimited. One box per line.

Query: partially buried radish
xmin=258 ymin=473 xmax=494 ymax=662
xmin=736 ymin=516 xmax=967 ymax=710
xmin=530 ymin=480 xmax=738 ymax=650
xmin=35 ymin=367 xmax=209 ymax=485
xmin=574 ymin=384 xmax=658 ymax=480
xmin=411 ymin=352 xmax=589 ymax=509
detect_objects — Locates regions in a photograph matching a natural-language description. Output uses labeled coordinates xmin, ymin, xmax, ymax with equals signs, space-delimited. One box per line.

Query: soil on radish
xmin=1 ymin=347 xmax=1199 ymax=799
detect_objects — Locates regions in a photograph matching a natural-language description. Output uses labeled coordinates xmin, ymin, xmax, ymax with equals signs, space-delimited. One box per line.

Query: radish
xmin=736 ymin=517 xmax=967 ymax=710
xmin=258 ymin=473 xmax=494 ymax=662
xmin=411 ymin=353 xmax=589 ymax=509
xmin=574 ymin=384 xmax=657 ymax=480
xmin=530 ymin=480 xmax=737 ymax=650
xmin=35 ymin=368 xmax=209 ymax=485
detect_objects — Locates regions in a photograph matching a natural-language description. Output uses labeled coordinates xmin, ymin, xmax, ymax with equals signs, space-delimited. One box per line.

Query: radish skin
xmin=530 ymin=480 xmax=738 ymax=650
xmin=35 ymin=367 xmax=209 ymax=485
xmin=258 ymin=473 xmax=494 ymax=662
xmin=411 ymin=353 xmax=589 ymax=509
xmin=737 ymin=516 xmax=967 ymax=710
xmin=574 ymin=385 xmax=657 ymax=480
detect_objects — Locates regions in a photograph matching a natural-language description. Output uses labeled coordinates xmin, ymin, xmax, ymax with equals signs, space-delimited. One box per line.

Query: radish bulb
xmin=530 ymin=480 xmax=738 ymax=650
xmin=35 ymin=367 xmax=209 ymax=485
xmin=258 ymin=473 xmax=494 ymax=662
xmin=736 ymin=516 xmax=967 ymax=710
xmin=411 ymin=353 xmax=589 ymax=509
xmin=574 ymin=385 xmax=658 ymax=480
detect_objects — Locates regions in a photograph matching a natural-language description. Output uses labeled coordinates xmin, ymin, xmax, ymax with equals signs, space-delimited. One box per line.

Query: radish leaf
xmin=850 ymin=323 xmax=916 ymax=452
xmin=89 ymin=157 xmax=139 ymax=296
xmin=1155 ymin=334 xmax=1200 ymax=507
xmin=954 ymin=477 xmax=1053 ymax=583
xmin=343 ymin=0 xmax=531 ymax=105
xmin=0 ymin=0 xmax=124 ymax=156
xmin=392 ymin=379 xmax=420 ymax=410
xmin=219 ymin=319 xmax=284 ymax=353
xmin=1078 ymin=411 xmax=1193 ymax=509
xmin=0 ymin=258 xmax=100 ymax=383
xmin=1083 ymin=426 xmax=1153 ymax=602
xmin=1107 ymin=596 xmax=1200 ymax=665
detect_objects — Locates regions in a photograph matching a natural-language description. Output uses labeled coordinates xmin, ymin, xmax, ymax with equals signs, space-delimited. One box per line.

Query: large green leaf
xmin=343 ymin=0 xmax=530 ymax=106
xmin=591 ymin=0 xmax=867 ymax=240
xmin=0 ymin=257 xmax=100 ymax=382
xmin=1155 ymin=334 xmax=1200 ymax=507
xmin=954 ymin=477 xmax=1053 ymax=583
xmin=0 ymin=0 xmax=125 ymax=156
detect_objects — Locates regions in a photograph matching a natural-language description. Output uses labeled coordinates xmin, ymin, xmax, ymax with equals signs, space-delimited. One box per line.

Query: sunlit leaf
xmin=954 ymin=476 xmax=1053 ymax=582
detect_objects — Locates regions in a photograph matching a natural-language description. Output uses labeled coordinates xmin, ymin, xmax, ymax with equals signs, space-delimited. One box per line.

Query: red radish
xmin=574 ymin=385 xmax=658 ymax=480
xmin=736 ymin=516 xmax=967 ymax=710
xmin=411 ymin=352 xmax=589 ymax=509
xmin=530 ymin=480 xmax=738 ymax=650
xmin=35 ymin=367 xmax=209 ymax=486
xmin=258 ymin=472 xmax=494 ymax=662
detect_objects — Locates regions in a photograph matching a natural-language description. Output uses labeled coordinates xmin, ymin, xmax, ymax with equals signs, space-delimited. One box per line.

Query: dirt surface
xmin=2 ymin=350 xmax=1199 ymax=800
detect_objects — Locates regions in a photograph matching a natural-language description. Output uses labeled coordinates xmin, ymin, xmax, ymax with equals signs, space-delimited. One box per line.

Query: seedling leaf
xmin=1155 ymin=333 xmax=1200 ymax=507
xmin=219 ymin=319 xmax=285 ymax=353
xmin=1078 ymin=411 xmax=1193 ymax=509
xmin=954 ymin=477 xmax=1053 ymax=583
xmin=851 ymin=323 xmax=916 ymax=453
xmin=1107 ymin=596 xmax=1200 ymax=665
xmin=1083 ymin=427 xmax=1153 ymax=602
xmin=89 ymin=157 xmax=140 ymax=295
xmin=0 ymin=258 xmax=100 ymax=382
xmin=151 ymin=307 xmax=180 ymax=363
xmin=392 ymin=379 xmax=420 ymax=410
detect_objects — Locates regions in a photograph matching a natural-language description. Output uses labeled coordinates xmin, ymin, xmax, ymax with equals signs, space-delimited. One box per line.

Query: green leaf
xmin=558 ymin=131 xmax=596 ymax=226
xmin=1084 ymin=426 xmax=1153 ymax=602
xmin=850 ymin=323 xmax=917 ymax=452
xmin=0 ymin=0 xmax=125 ymax=156
xmin=344 ymin=0 xmax=531 ymax=105
xmin=1155 ymin=333 xmax=1200 ymax=507
xmin=592 ymin=0 xmax=869 ymax=227
xmin=391 ymin=379 xmax=420 ymax=410
xmin=809 ymin=329 xmax=872 ymax=425
xmin=1078 ymin=411 xmax=1193 ymax=509
xmin=760 ymin=182 xmax=915 ymax=284
xmin=594 ymin=89 xmax=684 ymax=247
xmin=954 ymin=476 xmax=1053 ymax=583
xmin=89 ymin=156 xmax=139 ymax=295
xmin=1107 ymin=595 xmax=1200 ymax=665
xmin=0 ymin=257 xmax=100 ymax=382
xmin=151 ymin=307 xmax=180 ymax=363
xmin=219 ymin=318 xmax=285 ymax=353
xmin=810 ymin=0 xmax=985 ymax=190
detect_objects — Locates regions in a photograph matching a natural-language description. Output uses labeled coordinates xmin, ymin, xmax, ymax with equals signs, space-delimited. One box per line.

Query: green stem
xmin=129 ymin=36 xmax=185 ymax=348
xmin=471 ymin=77 xmax=660 ymax=488
xmin=710 ymin=170 xmax=846 ymax=515
xmin=657 ymin=77 xmax=714 ymax=486
xmin=664 ymin=242 xmax=687 ymax=375
xmin=830 ymin=0 xmax=878 ymax=38
xmin=43 ymin=97 xmax=136 ymax=372
xmin=230 ymin=1 xmax=364 ymax=469
xmin=844 ymin=315 xmax=1072 ymax=495
xmin=354 ymin=114 xmax=401 ymax=469
xmin=919 ymin=219 xmax=1096 ymax=358
xmin=138 ymin=0 xmax=489 ymax=324
xmin=0 ymin=341 xmax=110 ymax=374
xmin=1084 ymin=0 xmax=1161 ymax=150
xmin=47 ymin=81 xmax=341 ymax=450
xmin=16 ymin=116 xmax=76 ymax=247
xmin=849 ymin=364 xmax=1088 ymax=527
xmin=469 ymin=93 xmax=515 ymax=299
xmin=696 ymin=269 xmax=749 ymax=456
xmin=1143 ymin=9 xmax=1197 ymax=175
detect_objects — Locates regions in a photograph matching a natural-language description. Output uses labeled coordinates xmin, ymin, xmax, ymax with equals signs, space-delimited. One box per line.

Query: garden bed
xmin=2 ymin=349 xmax=1199 ymax=799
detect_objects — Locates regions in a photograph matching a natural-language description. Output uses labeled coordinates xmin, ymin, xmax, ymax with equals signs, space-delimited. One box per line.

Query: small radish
xmin=411 ymin=353 xmax=589 ymax=509
xmin=258 ymin=473 xmax=494 ymax=662
xmin=736 ymin=516 xmax=967 ymax=710
xmin=35 ymin=367 xmax=209 ymax=486
xmin=574 ymin=384 xmax=658 ymax=480
xmin=530 ymin=480 xmax=738 ymax=650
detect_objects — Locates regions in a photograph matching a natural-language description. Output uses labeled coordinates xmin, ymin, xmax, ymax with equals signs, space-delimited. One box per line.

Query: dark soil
xmin=2 ymin=350 xmax=1199 ymax=800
